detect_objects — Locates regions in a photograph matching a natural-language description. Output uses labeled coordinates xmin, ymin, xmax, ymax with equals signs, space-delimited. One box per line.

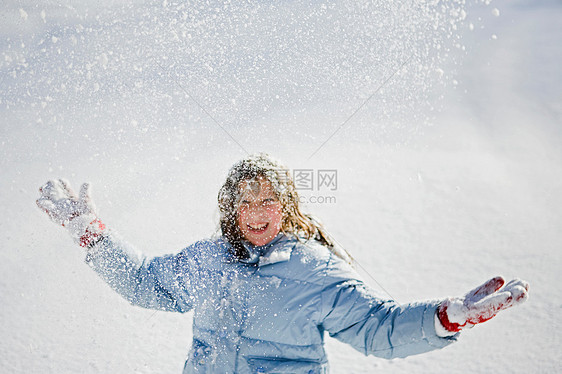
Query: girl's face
xmin=237 ymin=177 xmax=283 ymax=246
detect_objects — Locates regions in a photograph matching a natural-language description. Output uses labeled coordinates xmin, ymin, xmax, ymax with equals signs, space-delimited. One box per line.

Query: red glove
xmin=437 ymin=276 xmax=529 ymax=333
xmin=37 ymin=179 xmax=106 ymax=247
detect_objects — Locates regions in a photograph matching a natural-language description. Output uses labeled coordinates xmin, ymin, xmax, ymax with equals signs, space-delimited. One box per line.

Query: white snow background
xmin=1 ymin=0 xmax=561 ymax=373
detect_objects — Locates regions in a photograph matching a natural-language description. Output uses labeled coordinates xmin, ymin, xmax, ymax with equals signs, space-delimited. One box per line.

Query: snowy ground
xmin=1 ymin=0 xmax=561 ymax=373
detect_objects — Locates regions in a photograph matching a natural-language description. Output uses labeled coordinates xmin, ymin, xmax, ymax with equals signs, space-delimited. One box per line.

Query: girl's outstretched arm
xmin=318 ymin=254 xmax=529 ymax=359
xmin=318 ymin=255 xmax=457 ymax=359
xmin=36 ymin=179 xmax=194 ymax=313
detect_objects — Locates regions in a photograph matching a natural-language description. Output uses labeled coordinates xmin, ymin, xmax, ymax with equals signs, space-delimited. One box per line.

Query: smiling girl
xmin=37 ymin=153 xmax=529 ymax=373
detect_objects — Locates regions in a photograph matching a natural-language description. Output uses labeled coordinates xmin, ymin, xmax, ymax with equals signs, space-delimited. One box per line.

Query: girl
xmin=37 ymin=153 xmax=529 ymax=373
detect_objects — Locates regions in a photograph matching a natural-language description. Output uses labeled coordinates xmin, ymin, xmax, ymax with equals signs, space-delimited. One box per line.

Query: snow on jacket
xmin=85 ymin=233 xmax=457 ymax=373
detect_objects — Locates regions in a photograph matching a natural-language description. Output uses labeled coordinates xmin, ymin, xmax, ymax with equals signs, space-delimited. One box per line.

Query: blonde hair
xmin=218 ymin=153 xmax=351 ymax=262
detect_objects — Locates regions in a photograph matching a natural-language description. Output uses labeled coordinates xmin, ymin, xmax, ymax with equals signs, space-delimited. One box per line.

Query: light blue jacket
xmin=85 ymin=233 xmax=457 ymax=373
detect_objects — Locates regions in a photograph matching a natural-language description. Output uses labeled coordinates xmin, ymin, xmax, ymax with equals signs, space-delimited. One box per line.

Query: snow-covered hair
xmin=218 ymin=153 xmax=350 ymax=262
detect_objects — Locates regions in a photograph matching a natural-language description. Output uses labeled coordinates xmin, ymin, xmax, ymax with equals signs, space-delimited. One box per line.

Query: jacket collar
xmin=239 ymin=234 xmax=296 ymax=266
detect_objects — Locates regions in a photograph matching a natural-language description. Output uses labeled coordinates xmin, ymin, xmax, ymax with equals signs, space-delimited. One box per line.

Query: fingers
xmin=79 ymin=183 xmax=91 ymax=204
xmin=465 ymin=278 xmax=530 ymax=325
xmin=465 ymin=276 xmax=505 ymax=304
xmin=37 ymin=182 xmax=59 ymax=220
xmin=485 ymin=279 xmax=529 ymax=310
xmin=37 ymin=179 xmax=97 ymax=226
xmin=39 ymin=179 xmax=69 ymax=200
xmin=39 ymin=180 xmax=56 ymax=198
xmin=504 ymin=278 xmax=530 ymax=292
xmin=36 ymin=197 xmax=59 ymax=223
xmin=36 ymin=197 xmax=55 ymax=214
xmin=79 ymin=183 xmax=97 ymax=214
xmin=503 ymin=279 xmax=530 ymax=305
xmin=58 ymin=178 xmax=76 ymax=198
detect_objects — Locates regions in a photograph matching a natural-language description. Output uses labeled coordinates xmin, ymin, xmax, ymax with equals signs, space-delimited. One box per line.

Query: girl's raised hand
xmin=37 ymin=179 xmax=106 ymax=247
xmin=437 ymin=276 xmax=530 ymax=333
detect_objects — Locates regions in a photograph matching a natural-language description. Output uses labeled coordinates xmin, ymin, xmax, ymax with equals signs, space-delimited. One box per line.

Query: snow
xmin=1 ymin=0 xmax=561 ymax=373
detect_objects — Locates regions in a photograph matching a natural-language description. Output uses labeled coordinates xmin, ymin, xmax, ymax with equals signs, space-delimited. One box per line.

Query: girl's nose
xmin=249 ymin=204 xmax=266 ymax=219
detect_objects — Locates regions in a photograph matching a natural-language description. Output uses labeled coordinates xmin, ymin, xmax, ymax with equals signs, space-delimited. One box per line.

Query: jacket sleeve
xmin=318 ymin=255 xmax=458 ymax=359
xmin=84 ymin=234 xmax=197 ymax=313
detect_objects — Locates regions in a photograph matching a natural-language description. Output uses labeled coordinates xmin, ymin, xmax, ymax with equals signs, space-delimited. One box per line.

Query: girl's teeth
xmin=249 ymin=223 xmax=267 ymax=230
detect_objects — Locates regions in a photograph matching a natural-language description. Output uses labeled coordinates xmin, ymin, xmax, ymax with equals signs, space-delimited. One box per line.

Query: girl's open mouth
xmin=247 ymin=223 xmax=268 ymax=234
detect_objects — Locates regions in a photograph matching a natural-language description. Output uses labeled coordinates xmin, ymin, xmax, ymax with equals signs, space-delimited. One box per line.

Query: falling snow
xmin=1 ymin=0 xmax=561 ymax=373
